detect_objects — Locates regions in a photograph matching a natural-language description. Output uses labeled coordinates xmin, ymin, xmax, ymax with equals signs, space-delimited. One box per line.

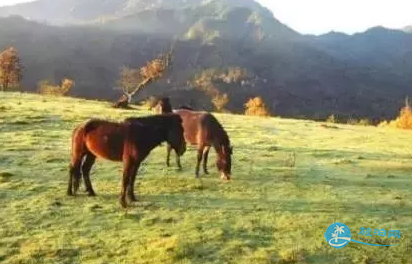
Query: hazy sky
xmin=0 ymin=0 xmax=411 ymax=35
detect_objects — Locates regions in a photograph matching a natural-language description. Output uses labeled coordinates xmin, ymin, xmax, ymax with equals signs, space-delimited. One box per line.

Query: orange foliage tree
xmin=38 ymin=78 xmax=75 ymax=96
xmin=379 ymin=97 xmax=412 ymax=129
xmin=244 ymin=96 xmax=270 ymax=116
xmin=114 ymin=49 xmax=173 ymax=108
xmin=0 ymin=47 xmax=22 ymax=91
xmin=394 ymin=99 xmax=412 ymax=129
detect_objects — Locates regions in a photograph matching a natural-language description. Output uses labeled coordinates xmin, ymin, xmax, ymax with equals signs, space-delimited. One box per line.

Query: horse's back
xmin=75 ymin=119 xmax=128 ymax=161
xmin=174 ymin=109 xmax=222 ymax=146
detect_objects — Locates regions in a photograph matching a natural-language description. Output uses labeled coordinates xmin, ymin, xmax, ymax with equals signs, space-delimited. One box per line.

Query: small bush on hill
xmin=140 ymin=96 xmax=159 ymax=110
xmin=379 ymin=98 xmax=412 ymax=130
xmin=347 ymin=118 xmax=372 ymax=126
xmin=326 ymin=115 xmax=337 ymax=123
xmin=212 ymin=93 xmax=229 ymax=112
xmin=244 ymin=96 xmax=270 ymax=117
xmin=394 ymin=104 xmax=412 ymax=129
xmin=38 ymin=78 xmax=75 ymax=96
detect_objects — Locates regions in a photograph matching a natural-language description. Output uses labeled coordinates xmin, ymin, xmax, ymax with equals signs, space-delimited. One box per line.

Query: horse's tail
xmin=68 ymin=121 xmax=91 ymax=196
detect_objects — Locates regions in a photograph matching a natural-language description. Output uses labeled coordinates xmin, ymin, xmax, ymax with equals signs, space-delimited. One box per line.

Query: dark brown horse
xmin=167 ymin=109 xmax=233 ymax=180
xmin=67 ymin=114 xmax=186 ymax=208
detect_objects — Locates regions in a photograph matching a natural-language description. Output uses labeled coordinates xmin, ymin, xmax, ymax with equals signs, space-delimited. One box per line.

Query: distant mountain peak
xmin=402 ymin=25 xmax=412 ymax=33
xmin=0 ymin=0 xmax=273 ymax=24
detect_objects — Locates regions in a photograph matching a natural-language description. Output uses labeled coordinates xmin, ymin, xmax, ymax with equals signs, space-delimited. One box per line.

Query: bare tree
xmin=113 ymin=48 xmax=173 ymax=108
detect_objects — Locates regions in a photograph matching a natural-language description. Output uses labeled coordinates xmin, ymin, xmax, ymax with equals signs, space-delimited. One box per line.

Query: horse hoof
xmin=120 ymin=198 xmax=128 ymax=208
xmin=87 ymin=192 xmax=96 ymax=197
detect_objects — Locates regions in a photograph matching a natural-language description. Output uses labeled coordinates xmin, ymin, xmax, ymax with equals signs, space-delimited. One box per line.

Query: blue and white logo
xmin=325 ymin=222 xmax=401 ymax=248
xmin=324 ymin=222 xmax=351 ymax=249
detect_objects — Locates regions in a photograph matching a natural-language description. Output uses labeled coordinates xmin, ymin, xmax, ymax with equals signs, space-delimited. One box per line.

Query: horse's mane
xmin=204 ymin=114 xmax=231 ymax=148
xmin=125 ymin=114 xmax=180 ymax=126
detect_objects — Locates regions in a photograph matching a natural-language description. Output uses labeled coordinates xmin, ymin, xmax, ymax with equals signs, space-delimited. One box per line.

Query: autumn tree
xmin=212 ymin=93 xmax=229 ymax=112
xmin=38 ymin=78 xmax=75 ymax=96
xmin=393 ymin=97 xmax=412 ymax=129
xmin=0 ymin=47 xmax=22 ymax=91
xmin=379 ymin=97 xmax=412 ymax=129
xmin=191 ymin=67 xmax=248 ymax=112
xmin=244 ymin=96 xmax=270 ymax=116
xmin=114 ymin=49 xmax=173 ymax=108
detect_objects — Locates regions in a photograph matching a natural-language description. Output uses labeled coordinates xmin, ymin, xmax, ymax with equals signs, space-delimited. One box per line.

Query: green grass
xmin=1 ymin=92 xmax=412 ymax=264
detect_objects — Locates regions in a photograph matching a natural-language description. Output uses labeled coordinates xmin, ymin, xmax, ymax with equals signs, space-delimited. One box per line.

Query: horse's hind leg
xmin=127 ymin=161 xmax=140 ymax=202
xmin=195 ymin=146 xmax=204 ymax=178
xmin=167 ymin=143 xmax=182 ymax=170
xmin=67 ymin=165 xmax=75 ymax=196
xmin=68 ymin=125 xmax=87 ymax=196
xmin=82 ymin=153 xmax=96 ymax=196
xmin=202 ymin=146 xmax=211 ymax=175
xmin=68 ymin=158 xmax=83 ymax=196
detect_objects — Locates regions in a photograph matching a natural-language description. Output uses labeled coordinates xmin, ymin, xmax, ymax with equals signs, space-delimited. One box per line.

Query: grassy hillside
xmin=1 ymin=92 xmax=412 ymax=264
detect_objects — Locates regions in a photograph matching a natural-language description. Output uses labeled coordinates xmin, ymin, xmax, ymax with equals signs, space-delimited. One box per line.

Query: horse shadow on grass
xmin=172 ymin=225 xmax=276 ymax=263
xmin=85 ymin=190 xmax=412 ymax=219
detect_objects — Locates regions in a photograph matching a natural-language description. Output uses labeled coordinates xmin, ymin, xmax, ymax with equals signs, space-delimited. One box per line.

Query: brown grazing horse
xmin=67 ymin=114 xmax=186 ymax=208
xmin=167 ymin=109 xmax=233 ymax=180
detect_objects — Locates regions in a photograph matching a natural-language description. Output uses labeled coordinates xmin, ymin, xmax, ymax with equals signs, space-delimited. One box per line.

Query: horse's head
xmin=217 ymin=144 xmax=232 ymax=181
xmin=167 ymin=114 xmax=186 ymax=156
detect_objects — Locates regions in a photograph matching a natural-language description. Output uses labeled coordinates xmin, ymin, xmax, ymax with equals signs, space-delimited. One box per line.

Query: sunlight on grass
xmin=1 ymin=92 xmax=412 ymax=263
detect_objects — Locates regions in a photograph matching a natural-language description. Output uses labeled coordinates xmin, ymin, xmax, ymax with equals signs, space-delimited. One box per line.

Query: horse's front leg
xmin=120 ymin=158 xmax=134 ymax=208
xmin=195 ymin=146 xmax=204 ymax=178
xmin=202 ymin=146 xmax=211 ymax=175
xmin=127 ymin=161 xmax=140 ymax=202
xmin=82 ymin=154 xmax=96 ymax=196
xmin=175 ymin=150 xmax=182 ymax=170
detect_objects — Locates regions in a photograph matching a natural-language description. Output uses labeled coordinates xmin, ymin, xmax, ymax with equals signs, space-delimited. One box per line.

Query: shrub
xmin=394 ymin=105 xmax=412 ymax=129
xmin=244 ymin=96 xmax=270 ymax=116
xmin=212 ymin=93 xmax=229 ymax=112
xmin=378 ymin=120 xmax=389 ymax=128
xmin=38 ymin=78 xmax=75 ymax=96
xmin=140 ymin=96 xmax=159 ymax=109
xmin=326 ymin=115 xmax=337 ymax=123
xmin=357 ymin=118 xmax=372 ymax=126
xmin=381 ymin=99 xmax=412 ymax=130
xmin=347 ymin=118 xmax=372 ymax=126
